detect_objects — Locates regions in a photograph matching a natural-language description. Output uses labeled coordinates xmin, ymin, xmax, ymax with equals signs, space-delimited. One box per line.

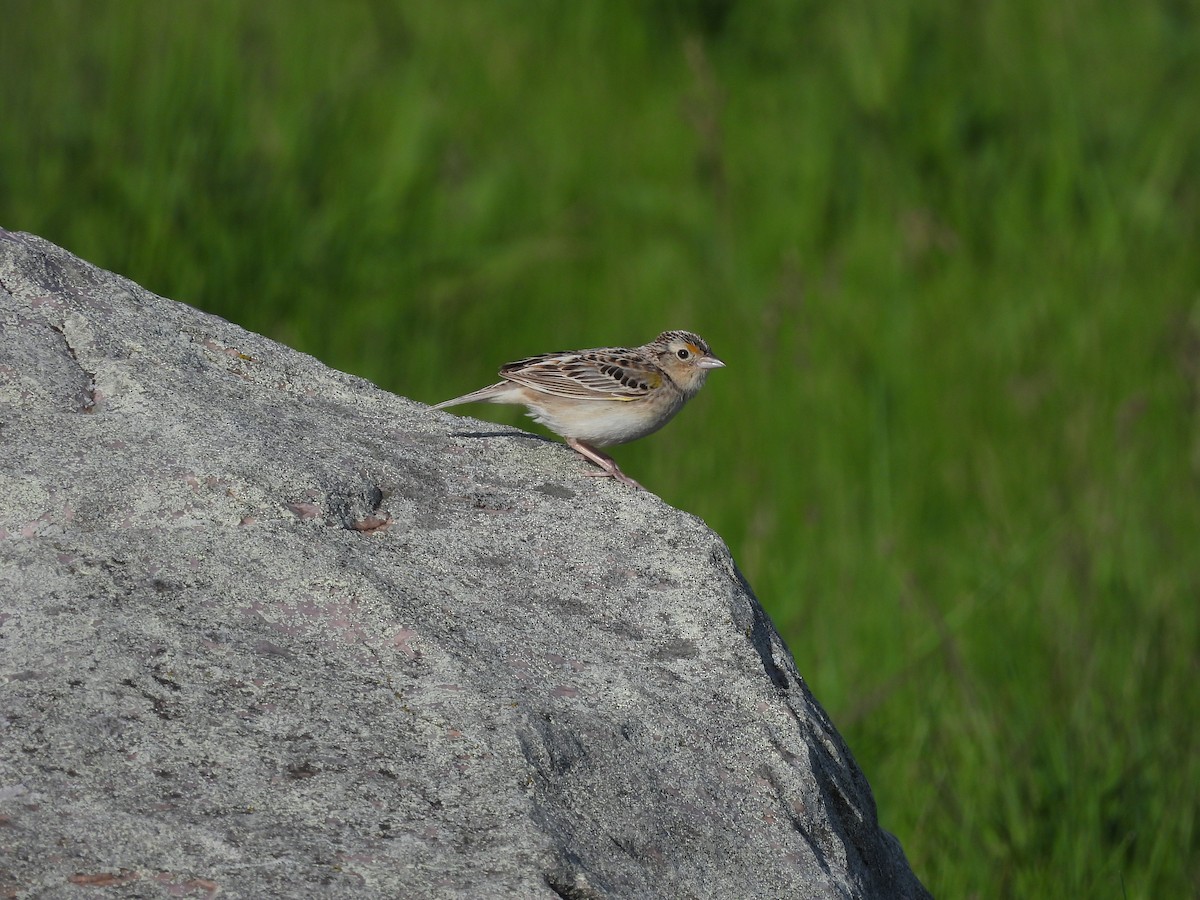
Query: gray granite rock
xmin=0 ymin=229 xmax=930 ymax=899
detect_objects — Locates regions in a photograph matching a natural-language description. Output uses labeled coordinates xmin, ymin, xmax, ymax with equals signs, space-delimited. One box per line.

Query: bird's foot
xmin=582 ymin=468 xmax=645 ymax=490
xmin=566 ymin=439 xmax=646 ymax=490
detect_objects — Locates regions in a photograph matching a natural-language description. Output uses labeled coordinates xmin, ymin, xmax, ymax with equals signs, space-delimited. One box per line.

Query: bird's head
xmin=649 ymin=330 xmax=725 ymax=396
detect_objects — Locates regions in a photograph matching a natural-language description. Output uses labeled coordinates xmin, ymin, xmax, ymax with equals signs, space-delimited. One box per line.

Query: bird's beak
xmin=698 ymin=355 xmax=726 ymax=369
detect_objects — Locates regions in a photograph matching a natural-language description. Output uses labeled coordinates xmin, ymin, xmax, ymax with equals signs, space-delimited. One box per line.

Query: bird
xmin=431 ymin=330 xmax=725 ymax=489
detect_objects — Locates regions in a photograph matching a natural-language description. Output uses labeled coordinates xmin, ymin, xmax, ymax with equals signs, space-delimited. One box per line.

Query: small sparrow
xmin=432 ymin=330 xmax=725 ymax=489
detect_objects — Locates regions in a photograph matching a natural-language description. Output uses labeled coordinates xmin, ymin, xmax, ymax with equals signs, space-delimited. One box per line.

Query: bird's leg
xmin=565 ymin=438 xmax=645 ymax=490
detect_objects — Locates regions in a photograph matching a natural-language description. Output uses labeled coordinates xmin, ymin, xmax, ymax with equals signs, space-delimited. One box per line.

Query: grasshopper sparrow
xmin=432 ymin=330 xmax=725 ymax=489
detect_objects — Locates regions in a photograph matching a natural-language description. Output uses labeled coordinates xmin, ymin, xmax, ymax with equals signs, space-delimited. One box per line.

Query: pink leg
xmin=565 ymin=438 xmax=645 ymax=490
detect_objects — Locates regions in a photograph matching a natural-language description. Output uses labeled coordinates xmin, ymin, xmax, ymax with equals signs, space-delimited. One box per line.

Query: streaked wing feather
xmin=500 ymin=349 xmax=661 ymax=401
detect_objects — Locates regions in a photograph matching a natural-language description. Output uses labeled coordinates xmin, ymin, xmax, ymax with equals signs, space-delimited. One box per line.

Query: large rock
xmin=0 ymin=230 xmax=930 ymax=899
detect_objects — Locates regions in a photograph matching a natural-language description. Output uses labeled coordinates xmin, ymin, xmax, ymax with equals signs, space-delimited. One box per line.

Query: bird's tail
xmin=430 ymin=382 xmax=512 ymax=410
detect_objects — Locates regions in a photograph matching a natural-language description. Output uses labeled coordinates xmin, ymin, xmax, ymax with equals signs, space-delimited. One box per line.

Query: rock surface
xmin=0 ymin=229 xmax=930 ymax=899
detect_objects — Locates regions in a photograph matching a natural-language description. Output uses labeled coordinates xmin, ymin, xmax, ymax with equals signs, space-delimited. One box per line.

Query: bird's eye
xmin=676 ymin=348 xmax=690 ymax=360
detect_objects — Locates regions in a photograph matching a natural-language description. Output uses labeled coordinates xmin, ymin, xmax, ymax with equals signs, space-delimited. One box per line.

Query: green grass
xmin=3 ymin=1 xmax=1198 ymax=894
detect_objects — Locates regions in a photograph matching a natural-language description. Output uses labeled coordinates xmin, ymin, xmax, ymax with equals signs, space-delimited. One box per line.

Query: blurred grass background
xmin=3 ymin=0 xmax=1198 ymax=894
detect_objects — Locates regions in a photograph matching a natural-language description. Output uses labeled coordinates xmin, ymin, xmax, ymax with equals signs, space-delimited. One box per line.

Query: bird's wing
xmin=500 ymin=349 xmax=664 ymax=401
